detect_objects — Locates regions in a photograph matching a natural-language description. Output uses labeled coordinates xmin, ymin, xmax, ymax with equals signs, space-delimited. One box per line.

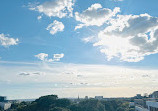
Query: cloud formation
xmin=29 ymin=0 xmax=75 ymax=18
xmin=19 ymin=72 xmax=30 ymax=76
xmin=35 ymin=53 xmax=64 ymax=62
xmin=75 ymin=3 xmax=120 ymax=30
xmin=19 ymin=72 xmax=45 ymax=76
xmin=35 ymin=53 xmax=48 ymax=61
xmin=53 ymin=53 xmax=65 ymax=61
xmin=92 ymin=13 xmax=158 ymax=62
xmin=46 ymin=20 xmax=64 ymax=35
xmin=2 ymin=62 xmax=158 ymax=99
xmin=0 ymin=34 xmax=19 ymax=47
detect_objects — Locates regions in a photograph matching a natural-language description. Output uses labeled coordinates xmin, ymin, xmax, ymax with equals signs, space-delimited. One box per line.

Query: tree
xmin=0 ymin=106 xmax=3 ymax=111
xmin=50 ymin=107 xmax=70 ymax=111
xmin=116 ymin=107 xmax=125 ymax=111
xmin=78 ymin=99 xmax=105 ymax=111
xmin=70 ymin=104 xmax=82 ymax=111
xmin=7 ymin=94 xmax=132 ymax=111
xmin=35 ymin=95 xmax=58 ymax=111
xmin=56 ymin=99 xmax=71 ymax=108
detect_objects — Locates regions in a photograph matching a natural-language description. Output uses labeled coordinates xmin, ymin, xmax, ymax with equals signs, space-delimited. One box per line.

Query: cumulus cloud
xmin=92 ymin=13 xmax=158 ymax=62
xmin=46 ymin=20 xmax=64 ymax=35
xmin=75 ymin=3 xmax=120 ymax=30
xmin=0 ymin=34 xmax=19 ymax=47
xmin=29 ymin=0 xmax=75 ymax=18
xmin=35 ymin=53 xmax=64 ymax=62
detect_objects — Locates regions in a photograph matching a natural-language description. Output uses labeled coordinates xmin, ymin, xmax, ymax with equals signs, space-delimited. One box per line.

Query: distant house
xmin=0 ymin=102 xmax=11 ymax=110
xmin=85 ymin=96 xmax=88 ymax=100
xmin=0 ymin=96 xmax=11 ymax=110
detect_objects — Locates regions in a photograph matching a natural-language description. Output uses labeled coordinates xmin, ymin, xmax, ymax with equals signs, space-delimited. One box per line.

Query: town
xmin=0 ymin=91 xmax=158 ymax=111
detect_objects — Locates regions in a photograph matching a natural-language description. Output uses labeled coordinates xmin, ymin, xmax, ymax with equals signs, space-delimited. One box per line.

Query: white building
xmin=146 ymin=100 xmax=158 ymax=111
xmin=134 ymin=99 xmax=158 ymax=111
xmin=135 ymin=105 xmax=148 ymax=111
xmin=0 ymin=102 xmax=11 ymax=110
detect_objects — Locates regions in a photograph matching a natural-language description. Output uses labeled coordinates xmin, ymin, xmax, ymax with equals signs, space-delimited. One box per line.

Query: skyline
xmin=0 ymin=0 xmax=158 ymax=99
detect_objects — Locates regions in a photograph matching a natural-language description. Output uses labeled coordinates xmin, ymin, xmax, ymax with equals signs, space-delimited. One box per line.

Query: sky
xmin=0 ymin=0 xmax=158 ymax=99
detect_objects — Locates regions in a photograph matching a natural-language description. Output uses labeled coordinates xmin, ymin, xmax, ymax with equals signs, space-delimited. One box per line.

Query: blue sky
xmin=1 ymin=0 xmax=158 ymax=99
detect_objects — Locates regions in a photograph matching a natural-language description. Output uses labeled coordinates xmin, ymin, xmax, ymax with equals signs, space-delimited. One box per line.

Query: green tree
xmin=70 ymin=104 xmax=82 ymax=111
xmin=79 ymin=99 xmax=105 ymax=111
xmin=56 ymin=99 xmax=71 ymax=108
xmin=35 ymin=95 xmax=58 ymax=111
xmin=49 ymin=107 xmax=70 ymax=111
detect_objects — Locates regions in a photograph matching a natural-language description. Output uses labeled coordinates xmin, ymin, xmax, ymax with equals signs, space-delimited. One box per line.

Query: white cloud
xmin=53 ymin=53 xmax=64 ymax=61
xmin=37 ymin=15 xmax=42 ymax=20
xmin=29 ymin=0 xmax=75 ymax=18
xmin=82 ymin=36 xmax=97 ymax=43
xmin=91 ymin=13 xmax=158 ymax=62
xmin=0 ymin=34 xmax=19 ymax=47
xmin=35 ymin=53 xmax=48 ymax=61
xmin=75 ymin=3 xmax=120 ymax=30
xmin=19 ymin=72 xmax=30 ymax=76
xmin=35 ymin=53 xmax=64 ymax=62
xmin=46 ymin=20 xmax=64 ymax=35
xmin=19 ymin=72 xmax=45 ymax=76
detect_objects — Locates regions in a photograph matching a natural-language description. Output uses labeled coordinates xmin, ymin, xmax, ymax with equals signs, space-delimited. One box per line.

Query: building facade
xmin=146 ymin=101 xmax=158 ymax=111
xmin=0 ymin=96 xmax=11 ymax=110
xmin=0 ymin=96 xmax=6 ymax=102
xmin=0 ymin=102 xmax=11 ymax=110
xmin=134 ymin=91 xmax=158 ymax=111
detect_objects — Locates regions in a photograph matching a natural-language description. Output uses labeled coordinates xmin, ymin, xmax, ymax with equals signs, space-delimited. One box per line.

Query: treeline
xmin=6 ymin=95 xmax=134 ymax=111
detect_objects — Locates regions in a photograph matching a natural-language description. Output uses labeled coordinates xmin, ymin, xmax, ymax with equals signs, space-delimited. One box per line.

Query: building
xmin=95 ymin=96 xmax=103 ymax=100
xmin=0 ymin=96 xmax=6 ymax=102
xmin=0 ymin=102 xmax=11 ymax=110
xmin=134 ymin=98 xmax=148 ymax=111
xmin=135 ymin=105 xmax=148 ymax=111
xmin=134 ymin=94 xmax=143 ymax=99
xmin=151 ymin=91 xmax=158 ymax=98
xmin=135 ymin=99 xmax=158 ymax=111
xmin=134 ymin=99 xmax=147 ymax=108
xmin=134 ymin=91 xmax=158 ymax=111
xmin=0 ymin=96 xmax=11 ymax=110
xmin=85 ymin=96 xmax=88 ymax=100
xmin=146 ymin=99 xmax=158 ymax=111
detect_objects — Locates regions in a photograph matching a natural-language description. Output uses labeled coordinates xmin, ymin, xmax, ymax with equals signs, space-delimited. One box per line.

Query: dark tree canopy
xmin=7 ymin=94 xmax=133 ymax=111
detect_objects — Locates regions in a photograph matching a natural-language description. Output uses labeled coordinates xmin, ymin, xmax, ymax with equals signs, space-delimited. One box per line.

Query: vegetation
xmin=4 ymin=95 xmax=134 ymax=111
